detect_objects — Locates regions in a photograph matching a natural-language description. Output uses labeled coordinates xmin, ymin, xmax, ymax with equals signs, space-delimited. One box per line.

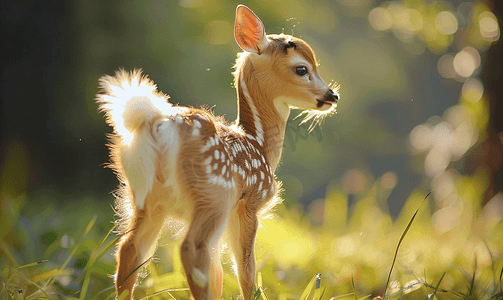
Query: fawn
xmin=97 ymin=4 xmax=338 ymax=300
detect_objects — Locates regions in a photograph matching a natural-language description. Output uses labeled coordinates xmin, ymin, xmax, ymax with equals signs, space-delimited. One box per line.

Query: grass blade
xmin=117 ymin=289 xmax=129 ymax=300
xmin=315 ymin=286 xmax=327 ymax=300
xmin=383 ymin=191 xmax=431 ymax=299
xmin=0 ymin=241 xmax=19 ymax=267
xmin=80 ymin=224 xmax=118 ymax=299
xmin=90 ymin=285 xmax=116 ymax=300
xmin=313 ymin=274 xmax=324 ymax=300
xmin=428 ymin=272 xmax=445 ymax=299
xmin=329 ymin=293 xmax=356 ymax=299
xmin=300 ymin=274 xmax=320 ymax=300
xmin=43 ymin=215 xmax=98 ymax=292
xmin=251 ymin=286 xmax=268 ymax=300
xmin=16 ymin=260 xmax=48 ymax=270
xmin=31 ymin=268 xmax=73 ymax=282
xmin=469 ymin=259 xmax=477 ymax=297
xmin=260 ymin=286 xmax=270 ymax=300
xmin=499 ymin=268 xmax=502 ymax=294
xmin=351 ymin=277 xmax=357 ymax=300
xmin=89 ymin=223 xmax=118 ymax=263
xmin=252 ymin=287 xmax=262 ymax=300
xmin=137 ymin=288 xmax=190 ymax=299
xmin=118 ymin=256 xmax=153 ymax=290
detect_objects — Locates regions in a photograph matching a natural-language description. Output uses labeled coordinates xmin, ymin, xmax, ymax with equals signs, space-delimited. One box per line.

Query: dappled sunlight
xmin=211 ymin=176 xmax=503 ymax=297
xmin=409 ymin=104 xmax=479 ymax=179
xmin=2 ymin=0 xmax=502 ymax=299
xmin=257 ymin=216 xmax=317 ymax=269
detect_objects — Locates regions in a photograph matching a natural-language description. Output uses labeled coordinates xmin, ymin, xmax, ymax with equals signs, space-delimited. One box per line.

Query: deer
xmin=96 ymin=4 xmax=338 ymax=300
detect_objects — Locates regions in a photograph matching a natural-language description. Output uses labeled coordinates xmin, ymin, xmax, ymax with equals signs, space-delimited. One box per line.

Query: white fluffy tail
xmin=97 ymin=69 xmax=174 ymax=140
xmin=97 ymin=69 xmax=177 ymax=209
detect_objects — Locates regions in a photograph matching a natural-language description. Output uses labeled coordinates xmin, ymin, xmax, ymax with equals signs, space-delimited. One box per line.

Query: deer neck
xmin=236 ymin=73 xmax=289 ymax=174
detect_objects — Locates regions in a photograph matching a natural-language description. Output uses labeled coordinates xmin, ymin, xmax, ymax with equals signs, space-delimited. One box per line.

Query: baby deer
xmin=97 ymin=5 xmax=338 ymax=300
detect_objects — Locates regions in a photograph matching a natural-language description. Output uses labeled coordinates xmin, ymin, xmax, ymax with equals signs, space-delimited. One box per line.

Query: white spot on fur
xmin=191 ymin=268 xmax=208 ymax=288
xmin=201 ymin=140 xmax=212 ymax=153
xmin=214 ymin=150 xmax=220 ymax=160
xmin=193 ymin=120 xmax=201 ymax=128
xmin=240 ymin=77 xmax=264 ymax=146
xmin=217 ymin=176 xmax=228 ymax=188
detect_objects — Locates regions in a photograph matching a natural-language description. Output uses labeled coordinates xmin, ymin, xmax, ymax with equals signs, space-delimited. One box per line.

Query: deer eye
xmin=296 ymin=66 xmax=308 ymax=76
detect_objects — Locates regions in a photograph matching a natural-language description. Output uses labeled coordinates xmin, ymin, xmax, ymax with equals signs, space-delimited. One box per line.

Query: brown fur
xmin=97 ymin=5 xmax=338 ymax=300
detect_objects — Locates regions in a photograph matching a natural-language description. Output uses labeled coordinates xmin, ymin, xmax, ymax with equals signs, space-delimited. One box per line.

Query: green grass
xmin=1 ymin=175 xmax=502 ymax=299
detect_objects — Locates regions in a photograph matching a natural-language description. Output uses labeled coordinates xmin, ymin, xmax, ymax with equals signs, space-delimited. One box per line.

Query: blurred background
xmin=2 ymin=0 xmax=501 ymax=215
xmin=1 ymin=0 xmax=502 ymax=298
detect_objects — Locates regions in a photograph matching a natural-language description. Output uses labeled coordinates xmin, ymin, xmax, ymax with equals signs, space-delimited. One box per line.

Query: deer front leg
xmin=181 ymin=207 xmax=229 ymax=300
xmin=228 ymin=199 xmax=259 ymax=300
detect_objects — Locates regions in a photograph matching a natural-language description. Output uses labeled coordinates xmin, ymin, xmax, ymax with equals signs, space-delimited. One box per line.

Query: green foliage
xmin=1 ymin=0 xmax=502 ymax=299
xmin=1 ymin=174 xmax=502 ymax=299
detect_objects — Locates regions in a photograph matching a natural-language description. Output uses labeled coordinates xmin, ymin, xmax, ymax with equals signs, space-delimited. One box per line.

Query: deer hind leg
xmin=180 ymin=203 xmax=231 ymax=300
xmin=115 ymin=194 xmax=169 ymax=299
xmin=210 ymin=246 xmax=223 ymax=299
xmin=227 ymin=199 xmax=259 ymax=300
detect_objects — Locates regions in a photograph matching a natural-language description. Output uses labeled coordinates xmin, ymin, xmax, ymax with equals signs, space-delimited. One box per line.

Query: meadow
xmin=1 ymin=174 xmax=502 ymax=299
xmin=1 ymin=0 xmax=502 ymax=299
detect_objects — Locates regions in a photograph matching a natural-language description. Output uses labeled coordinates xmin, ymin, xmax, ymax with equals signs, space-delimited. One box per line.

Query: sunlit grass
xmin=1 ymin=175 xmax=502 ymax=299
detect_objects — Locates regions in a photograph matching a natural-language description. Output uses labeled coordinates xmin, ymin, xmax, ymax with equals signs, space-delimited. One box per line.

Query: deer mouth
xmin=316 ymin=99 xmax=335 ymax=108
xmin=316 ymin=90 xmax=339 ymax=108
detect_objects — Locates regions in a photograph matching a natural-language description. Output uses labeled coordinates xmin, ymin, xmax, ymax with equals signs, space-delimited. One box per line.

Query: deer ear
xmin=234 ymin=5 xmax=269 ymax=54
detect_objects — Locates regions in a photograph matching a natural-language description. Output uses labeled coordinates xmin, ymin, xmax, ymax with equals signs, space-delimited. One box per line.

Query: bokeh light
xmin=432 ymin=170 xmax=457 ymax=203
xmin=343 ymin=169 xmax=369 ymax=195
xmin=431 ymin=195 xmax=463 ymax=234
xmin=410 ymin=105 xmax=477 ymax=178
xmin=453 ymin=46 xmax=480 ymax=78
xmin=368 ymin=7 xmax=392 ymax=31
xmin=435 ymin=11 xmax=458 ymax=35
xmin=461 ymin=78 xmax=484 ymax=103
xmin=381 ymin=171 xmax=398 ymax=189
xmin=479 ymin=11 xmax=500 ymax=42
xmin=410 ymin=124 xmax=432 ymax=153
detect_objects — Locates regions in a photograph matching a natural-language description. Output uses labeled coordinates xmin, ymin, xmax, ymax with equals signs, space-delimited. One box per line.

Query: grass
xmin=1 ymin=174 xmax=502 ymax=299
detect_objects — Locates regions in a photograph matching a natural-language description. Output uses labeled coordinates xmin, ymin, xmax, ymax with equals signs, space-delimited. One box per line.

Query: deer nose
xmin=324 ymin=89 xmax=339 ymax=104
